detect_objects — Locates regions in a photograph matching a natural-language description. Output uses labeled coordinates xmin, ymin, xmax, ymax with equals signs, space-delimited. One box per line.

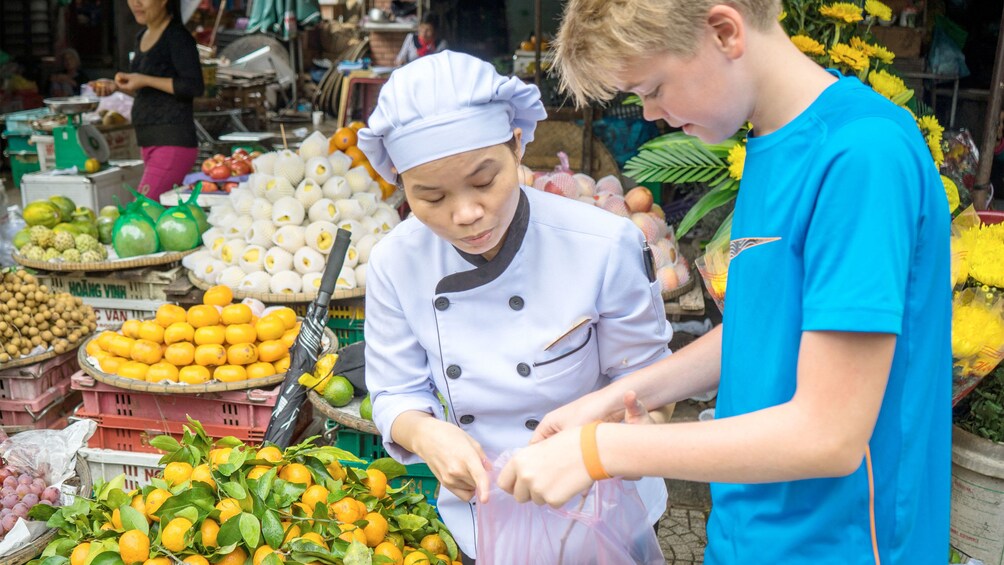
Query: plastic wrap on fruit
xmin=156 ymin=206 xmax=202 ymax=251
xmin=112 ymin=210 xmax=160 ymax=258
xmin=126 ymin=186 xmax=166 ymax=224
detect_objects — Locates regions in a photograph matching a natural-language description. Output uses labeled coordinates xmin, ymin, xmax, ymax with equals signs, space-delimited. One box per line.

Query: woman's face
xmin=418 ymin=23 xmax=435 ymax=43
xmin=401 ymin=130 xmax=523 ymax=261
xmin=128 ymin=0 xmax=169 ymax=25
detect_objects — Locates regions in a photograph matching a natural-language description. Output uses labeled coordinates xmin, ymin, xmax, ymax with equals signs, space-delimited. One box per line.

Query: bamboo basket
xmin=13 ymin=248 xmax=198 ymax=273
xmin=187 ymin=270 xmax=366 ymax=302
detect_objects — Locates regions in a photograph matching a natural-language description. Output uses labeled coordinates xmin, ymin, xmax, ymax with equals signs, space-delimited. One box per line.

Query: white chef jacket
xmin=364 ymin=187 xmax=672 ymax=558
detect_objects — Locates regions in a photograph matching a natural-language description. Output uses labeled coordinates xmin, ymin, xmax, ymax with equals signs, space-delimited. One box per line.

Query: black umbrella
xmin=264 ymin=228 xmax=352 ymax=447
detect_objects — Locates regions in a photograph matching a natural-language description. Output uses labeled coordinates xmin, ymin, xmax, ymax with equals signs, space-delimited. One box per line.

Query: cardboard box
xmin=871 ymin=26 xmax=924 ymax=59
xmin=39 ymin=266 xmax=183 ymax=303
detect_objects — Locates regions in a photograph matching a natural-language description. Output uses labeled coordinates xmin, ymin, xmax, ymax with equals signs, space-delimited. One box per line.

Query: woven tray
xmin=0 ymin=349 xmax=63 ymax=372
xmin=75 ymin=326 xmax=337 ymax=394
xmin=308 ymin=390 xmax=377 ymax=435
xmin=0 ymin=458 xmax=92 ymax=565
xmin=661 ymin=265 xmax=698 ymax=302
xmin=187 ymin=270 xmax=366 ymax=302
xmin=13 ymin=248 xmax=198 ymax=272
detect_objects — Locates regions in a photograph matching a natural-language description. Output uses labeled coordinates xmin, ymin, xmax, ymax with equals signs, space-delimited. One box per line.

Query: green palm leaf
xmin=625 ymin=133 xmax=733 ymax=185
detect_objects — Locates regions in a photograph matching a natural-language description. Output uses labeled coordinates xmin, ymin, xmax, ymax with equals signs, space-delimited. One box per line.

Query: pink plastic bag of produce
xmin=476 ymin=452 xmax=664 ymax=565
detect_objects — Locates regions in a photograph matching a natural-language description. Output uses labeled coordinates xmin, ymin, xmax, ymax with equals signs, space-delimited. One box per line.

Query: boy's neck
xmin=746 ymin=28 xmax=838 ymax=137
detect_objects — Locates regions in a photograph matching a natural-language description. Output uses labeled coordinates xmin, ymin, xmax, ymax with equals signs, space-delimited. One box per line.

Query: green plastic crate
xmin=327 ymin=317 xmax=364 ymax=347
xmin=324 ymin=421 xmax=438 ymax=505
xmin=10 ymin=152 xmax=40 ymax=189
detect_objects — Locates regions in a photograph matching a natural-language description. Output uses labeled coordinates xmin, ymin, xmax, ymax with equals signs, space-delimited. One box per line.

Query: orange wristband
xmin=580 ymin=421 xmax=612 ymax=481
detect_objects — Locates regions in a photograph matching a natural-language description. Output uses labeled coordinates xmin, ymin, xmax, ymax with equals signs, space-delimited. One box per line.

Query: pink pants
xmin=139 ymin=146 xmax=199 ymax=201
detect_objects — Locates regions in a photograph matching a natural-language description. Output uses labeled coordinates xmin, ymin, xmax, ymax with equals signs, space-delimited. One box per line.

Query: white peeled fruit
xmin=335 ymin=199 xmax=364 ymax=222
xmin=251 ymin=173 xmax=273 ymax=197
xmin=308 ymin=198 xmax=340 ymax=223
xmin=218 ymin=266 xmax=246 ymax=288
xmin=272 ymin=225 xmax=306 ymax=254
xmin=355 ymin=233 xmax=381 ymax=264
xmin=271 ymin=196 xmax=306 ymax=227
xmin=264 ymin=175 xmax=295 ymax=203
xmin=252 ymin=152 xmax=277 ymax=175
xmin=238 ymin=271 xmax=271 ymax=294
xmin=305 ymin=156 xmax=333 ymax=185
xmin=264 ymin=246 xmax=294 ymax=274
xmin=345 ymin=166 xmax=371 ymax=194
xmin=243 ymin=298 xmax=266 ymax=318
xmin=270 ymin=270 xmax=302 ymax=294
xmin=182 ymin=249 xmax=211 ymax=271
xmin=372 ymin=205 xmax=400 ymax=231
xmin=295 ymin=178 xmax=323 ymax=208
xmin=328 ymin=151 xmax=352 ymax=176
xmin=321 ymin=176 xmax=351 ymax=201
xmin=336 ymin=219 xmax=362 ymax=242
xmin=335 ymin=266 xmax=357 ymax=290
xmin=301 ymin=272 xmax=322 ymax=295
xmin=304 ymin=221 xmax=338 ymax=254
xmin=220 ymin=239 xmax=248 ymax=265
xmin=366 ymin=181 xmax=383 ymax=197
xmin=195 ymin=258 xmax=225 ymax=284
xmin=354 ymin=263 xmax=367 ymax=288
xmin=245 ymin=220 xmax=276 ymax=248
xmin=231 ymin=188 xmax=255 ymax=215
xmin=352 ymin=192 xmax=378 ymax=216
xmin=342 ymin=244 xmax=359 ymax=269
xmin=207 ymin=232 xmax=227 ymax=259
xmin=359 ymin=217 xmax=382 ymax=238
xmin=298 ymin=131 xmax=329 ymax=161
xmin=273 ymin=149 xmax=305 ymax=185
xmin=224 ymin=216 xmax=253 ymax=239
xmin=250 ymin=198 xmax=273 ymax=221
xmin=239 ymin=245 xmax=266 ymax=272
xmin=200 ymin=227 xmax=223 ymax=248
xmin=293 ymin=247 xmax=325 ymax=274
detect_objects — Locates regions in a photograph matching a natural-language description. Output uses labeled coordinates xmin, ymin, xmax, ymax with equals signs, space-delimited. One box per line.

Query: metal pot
xmin=369 ymin=8 xmax=386 ymax=21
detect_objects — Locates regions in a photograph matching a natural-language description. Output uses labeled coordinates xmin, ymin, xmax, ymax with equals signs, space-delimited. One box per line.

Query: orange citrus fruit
xmin=161 ymin=517 xmax=193 ymax=552
xmin=216 ymin=498 xmax=241 ymax=523
xmin=255 ymin=315 xmax=286 ymax=341
xmin=374 ymin=542 xmax=403 ymax=565
xmin=299 ymin=532 xmax=327 ymax=550
xmin=138 ymin=321 xmax=165 ymax=343
xmin=256 ymin=446 xmax=283 ymax=462
xmin=281 ymin=523 xmax=301 ymax=545
xmin=331 ymin=127 xmax=358 ymax=150
xmin=363 ymin=512 xmax=388 ymax=547
xmin=348 ymin=121 xmax=366 ymax=131
xmin=402 ymin=552 xmax=430 ymax=565
xmin=330 ymin=497 xmax=363 ymax=524
xmin=246 ymin=362 xmax=277 ymax=380
xmin=194 ymin=325 xmax=226 ymax=345
xmin=273 ymin=356 xmax=291 ymax=374
xmin=164 ymin=322 xmax=195 ymax=344
xmin=420 ymin=534 xmax=447 ymax=555
xmin=70 ymin=543 xmax=91 ymax=565
xmin=200 ymin=518 xmax=219 ymax=548
xmin=182 ymin=556 xmax=209 ymax=565
xmin=280 ymin=330 xmax=298 ymax=349
xmin=143 ymin=558 xmax=170 ymax=565
xmin=145 ymin=488 xmax=171 ymax=521
xmin=156 ymin=304 xmax=187 ymax=328
xmin=338 ymin=524 xmax=367 ymax=545
xmin=247 ymin=465 xmax=271 ymax=480
xmin=164 ymin=342 xmax=196 ymax=366
xmin=209 ymin=448 xmax=232 ymax=467
xmin=326 ymin=461 xmax=346 ymax=481
xmin=279 ymin=463 xmax=312 ymax=487
xmin=214 ymin=364 xmax=247 ymax=383
xmin=163 ymin=461 xmax=193 ymax=486
xmin=130 ymin=495 xmax=147 ymax=522
xmin=221 ymin=304 xmax=252 ymax=325
xmin=227 ymin=343 xmax=258 ymax=365
xmin=300 ymin=485 xmax=329 ymax=512
xmin=191 ymin=464 xmax=216 ymax=489
xmin=344 ymin=146 xmax=367 ymax=167
xmin=179 ymin=365 xmax=211 ymax=384
xmin=215 ymin=547 xmax=247 ymax=565
xmin=253 ymin=546 xmax=283 ymax=565
xmin=257 ymin=340 xmax=288 ymax=363
xmin=195 ymin=344 xmax=227 ymax=366
xmin=203 ymin=285 xmax=233 ymax=307
xmin=271 ymin=308 xmax=297 ymax=330
xmin=187 ymin=305 xmax=221 ymax=328
xmin=225 ymin=323 xmax=257 ymax=345
xmin=364 ymin=468 xmax=388 ymax=499
xmin=119 ymin=530 xmax=150 ymax=564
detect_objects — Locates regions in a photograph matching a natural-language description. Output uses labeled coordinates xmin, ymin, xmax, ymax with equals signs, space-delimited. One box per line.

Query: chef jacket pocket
xmin=533 ymin=327 xmax=597 ymax=384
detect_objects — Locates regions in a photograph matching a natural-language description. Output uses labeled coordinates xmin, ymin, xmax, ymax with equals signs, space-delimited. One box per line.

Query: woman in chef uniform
xmin=358 ymin=51 xmax=671 ymax=562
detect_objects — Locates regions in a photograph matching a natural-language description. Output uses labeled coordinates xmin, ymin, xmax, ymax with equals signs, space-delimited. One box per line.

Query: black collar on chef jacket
xmin=435 ymin=188 xmax=530 ymax=294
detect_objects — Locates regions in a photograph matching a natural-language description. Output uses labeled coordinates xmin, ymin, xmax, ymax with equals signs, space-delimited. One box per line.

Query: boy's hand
xmin=530 ymin=389 xmax=621 ymax=444
xmin=412 ymin=419 xmax=491 ymax=504
xmin=623 ymin=390 xmax=654 ymax=425
xmin=498 ymin=427 xmax=593 ymax=507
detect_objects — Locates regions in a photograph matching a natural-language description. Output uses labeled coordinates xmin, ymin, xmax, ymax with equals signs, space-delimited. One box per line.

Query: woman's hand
xmin=529 ymin=387 xmax=621 ymax=444
xmin=113 ymin=72 xmax=145 ymax=93
xmin=411 ymin=418 xmax=491 ymax=503
xmin=89 ymin=79 xmax=117 ymax=96
xmin=498 ymin=426 xmax=593 ymax=507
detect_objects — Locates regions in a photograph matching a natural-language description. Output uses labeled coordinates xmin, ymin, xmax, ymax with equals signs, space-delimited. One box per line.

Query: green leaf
xmin=440 ymin=529 xmax=459 ymax=561
xmin=239 ymin=512 xmax=261 ymax=549
xmin=215 ymin=436 xmax=244 ymax=448
xmin=217 ymin=515 xmax=242 ymax=547
xmin=97 ymin=475 xmax=126 ymax=502
xmin=28 ymin=503 xmax=58 ymax=522
xmin=252 ymin=467 xmax=277 ymax=501
xmin=261 ymin=510 xmax=284 ymax=550
xmin=393 ymin=514 xmax=428 ymax=532
xmin=222 ymin=482 xmax=247 ymax=501
xmin=149 ymin=435 xmax=181 ymax=454
xmin=105 ymin=490 xmax=131 ymax=512
xmin=675 ymin=183 xmax=739 ymax=238
xmin=118 ymin=505 xmax=149 ymax=535
xmin=367 ymin=458 xmax=406 ymax=481
xmin=343 ymin=541 xmax=372 ymax=565
xmin=262 ymin=554 xmax=284 ymax=565
xmin=36 ymin=557 xmax=70 ymax=565
xmin=175 ymin=506 xmax=200 ymax=525
xmin=304 ymin=457 xmax=334 ymax=486
xmin=154 ymin=485 xmax=216 ymax=523
xmin=270 ymin=479 xmax=307 ymax=510
xmin=217 ymin=447 xmax=249 ymax=477
xmin=88 ymin=552 xmax=124 ymax=565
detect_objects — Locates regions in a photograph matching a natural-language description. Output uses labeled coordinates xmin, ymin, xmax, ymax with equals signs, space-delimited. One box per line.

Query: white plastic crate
xmin=79 ymin=447 xmax=162 ymax=491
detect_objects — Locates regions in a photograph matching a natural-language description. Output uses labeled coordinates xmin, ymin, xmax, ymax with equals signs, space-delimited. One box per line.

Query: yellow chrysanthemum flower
xmin=968 ymin=223 xmax=1004 ymax=288
xmin=867 ymin=69 xmax=907 ymax=101
xmin=942 ymin=175 xmax=960 ymax=214
xmin=829 ymin=43 xmax=870 ymax=72
xmin=865 ymin=0 xmax=893 ymax=22
xmin=928 ymin=133 xmax=945 ymax=169
xmin=819 ymin=2 xmax=864 ymax=24
xmin=850 ymin=37 xmax=895 ymax=64
xmin=918 ymin=115 xmax=945 ymax=139
xmin=778 ymin=10 xmax=787 ymax=22
xmin=952 ymin=300 xmax=1004 ymax=360
xmin=791 ymin=34 xmax=826 ymax=56
xmin=727 ymin=142 xmax=746 ymax=181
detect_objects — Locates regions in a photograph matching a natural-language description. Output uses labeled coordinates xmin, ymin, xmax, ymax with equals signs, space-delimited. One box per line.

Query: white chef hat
xmin=357 ymin=50 xmax=547 ymax=184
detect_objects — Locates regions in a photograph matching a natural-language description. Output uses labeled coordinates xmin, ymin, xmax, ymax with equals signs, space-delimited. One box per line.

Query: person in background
xmin=394 ymin=13 xmax=448 ymax=66
xmin=89 ymin=0 xmax=203 ymax=200
xmin=498 ymin=0 xmax=951 ymax=563
xmin=49 ymin=48 xmax=89 ymax=97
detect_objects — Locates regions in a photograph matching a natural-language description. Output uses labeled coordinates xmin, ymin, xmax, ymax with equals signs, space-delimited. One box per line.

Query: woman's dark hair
xmin=420 ymin=13 xmax=438 ymax=30
xmin=167 ymin=0 xmax=182 ymax=21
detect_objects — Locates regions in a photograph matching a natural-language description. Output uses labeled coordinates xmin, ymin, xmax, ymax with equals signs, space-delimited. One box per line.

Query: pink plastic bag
xmin=476 ymin=452 xmax=664 ymax=565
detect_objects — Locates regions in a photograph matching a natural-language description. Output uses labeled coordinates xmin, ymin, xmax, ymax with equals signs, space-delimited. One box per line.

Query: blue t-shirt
xmin=706 ymin=73 xmax=951 ymax=564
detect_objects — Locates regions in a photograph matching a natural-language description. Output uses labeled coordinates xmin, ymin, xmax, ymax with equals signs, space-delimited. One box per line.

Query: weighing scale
xmin=43 ymin=96 xmax=110 ymax=170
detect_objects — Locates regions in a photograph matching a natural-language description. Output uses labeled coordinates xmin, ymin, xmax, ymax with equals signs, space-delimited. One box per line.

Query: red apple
xmin=201 ymin=158 xmax=219 ymax=175
xmin=213 ymin=153 xmax=226 ymax=162
xmin=231 ymin=160 xmax=252 ymax=176
xmin=223 ymin=182 xmax=239 ymax=193
xmin=199 ymin=181 xmax=218 ymax=192
xmin=232 ymin=148 xmax=249 ymax=159
xmin=209 ymin=164 xmax=231 ymax=180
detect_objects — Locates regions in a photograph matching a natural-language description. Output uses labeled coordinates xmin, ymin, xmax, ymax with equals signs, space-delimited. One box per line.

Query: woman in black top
xmin=90 ymin=0 xmax=203 ymax=200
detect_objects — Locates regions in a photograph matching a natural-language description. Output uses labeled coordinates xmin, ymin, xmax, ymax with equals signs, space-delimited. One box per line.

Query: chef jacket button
xmin=516 ymin=362 xmax=531 ymax=377
xmin=508 ymin=296 xmax=524 ymax=310
xmin=459 ymin=415 xmax=475 ymax=425
xmin=434 ymin=296 xmax=450 ymax=311
xmin=525 ymin=419 xmax=539 ymax=431
xmin=446 ymin=364 xmax=462 ymax=379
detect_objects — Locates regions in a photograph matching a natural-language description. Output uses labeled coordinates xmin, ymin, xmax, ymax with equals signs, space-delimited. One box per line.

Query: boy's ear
xmin=707 ymin=5 xmax=746 ymax=60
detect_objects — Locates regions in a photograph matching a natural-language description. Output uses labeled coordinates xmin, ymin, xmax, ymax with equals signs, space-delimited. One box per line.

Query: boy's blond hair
xmin=554 ymin=0 xmax=782 ymax=107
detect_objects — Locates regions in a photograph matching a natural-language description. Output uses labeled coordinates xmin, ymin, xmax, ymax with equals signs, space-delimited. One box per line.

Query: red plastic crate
xmin=74 ymin=405 xmax=313 ymax=454
xmin=71 ymin=372 xmax=280 ymax=429
xmin=0 ymin=352 xmax=79 ymax=400
xmin=0 ymin=379 xmax=80 ymax=427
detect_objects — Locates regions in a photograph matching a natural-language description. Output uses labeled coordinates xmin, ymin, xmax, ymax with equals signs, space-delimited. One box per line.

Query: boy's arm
xmin=503 ymin=330 xmax=893 ymax=506
xmin=530 ymin=324 xmax=723 ymax=442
